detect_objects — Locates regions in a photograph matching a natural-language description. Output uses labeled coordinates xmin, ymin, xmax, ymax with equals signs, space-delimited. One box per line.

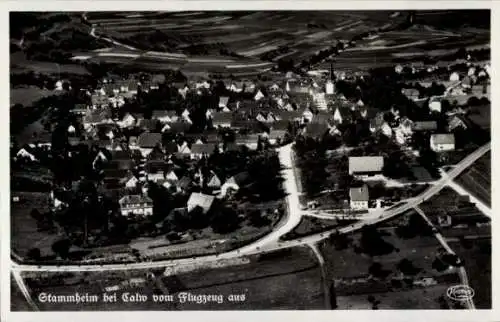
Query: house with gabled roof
xmin=187 ymin=192 xmax=215 ymax=214
xmin=119 ymin=195 xmax=153 ymax=216
xmin=219 ymin=96 xmax=230 ymax=110
xmin=256 ymin=111 xmax=277 ymax=123
xmin=190 ymin=143 xmax=216 ymax=159
xmin=137 ymin=119 xmax=159 ymax=132
xmin=181 ymin=108 xmax=190 ymax=119
xmin=16 ymin=146 xmax=38 ymax=162
xmin=176 ymin=141 xmax=191 ymax=157
xmin=413 ymin=121 xmax=438 ymax=132
xmin=178 ymin=85 xmax=189 ymax=99
xmin=102 ymin=168 xmax=130 ymax=190
xmin=332 ymin=106 xmax=351 ymax=124
xmin=206 ymin=171 xmax=222 ymax=189
xmin=128 ymin=136 xmax=139 ymax=150
xmin=82 ymin=109 xmax=112 ymax=130
xmin=124 ymin=174 xmax=139 ymax=189
xmin=301 ymin=106 xmax=315 ymax=123
xmin=369 ymin=113 xmax=386 ymax=133
xmin=221 ymin=172 xmax=251 ymax=197
xmin=235 ymin=134 xmax=260 ymax=150
xmin=165 ymin=169 xmax=179 ymax=182
xmin=211 ymin=112 xmax=232 ymax=128
xmin=109 ymin=150 xmax=135 ymax=170
xmin=244 ymin=82 xmax=256 ymax=93
xmin=162 ymin=121 xmax=191 ymax=134
xmin=92 ymin=149 xmax=110 ymax=169
xmin=137 ymin=132 xmax=162 ymax=157
xmin=302 ymin=122 xmax=329 ymax=140
xmin=152 ymin=110 xmax=178 ymax=123
xmin=349 ymin=184 xmax=369 ymax=210
xmin=163 ymin=141 xmax=178 ymax=155
xmin=254 ymin=89 xmax=265 ymax=101
xmin=118 ymin=113 xmax=136 ymax=128
xmin=275 ymin=110 xmax=302 ymax=122
xmin=269 ymin=83 xmax=280 ymax=91
xmin=229 ymin=82 xmax=244 ymax=93
xmin=401 ymin=88 xmax=420 ymax=101
xmin=429 ymin=99 xmax=442 ymax=113
xmin=143 ymin=159 xmax=167 ymax=182
xmin=147 ymin=147 xmax=166 ymax=161
xmin=447 ymin=115 xmax=469 ymax=132
xmin=177 ymin=176 xmax=193 ymax=192
xmin=399 ymin=116 xmax=414 ymax=130
xmin=30 ymin=132 xmax=52 ymax=148
xmin=430 ymin=134 xmax=455 ymax=152
xmin=50 ymin=189 xmax=71 ymax=209
xmin=381 ymin=122 xmax=392 ymax=137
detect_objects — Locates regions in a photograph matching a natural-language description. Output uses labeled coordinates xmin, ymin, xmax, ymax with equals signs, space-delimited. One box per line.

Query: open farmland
xmin=80 ymin=11 xmax=407 ymax=75
xmin=319 ymin=210 xmax=464 ymax=309
xmin=10 ymin=192 xmax=60 ymax=259
xmin=72 ymin=11 xmax=491 ymax=75
xmin=447 ymin=238 xmax=491 ymax=309
xmin=454 ymin=151 xmax=491 ymax=207
xmin=21 ymin=246 xmax=325 ymax=310
xmin=419 ymin=187 xmax=490 ymax=227
xmin=10 ymin=87 xmax=64 ymax=107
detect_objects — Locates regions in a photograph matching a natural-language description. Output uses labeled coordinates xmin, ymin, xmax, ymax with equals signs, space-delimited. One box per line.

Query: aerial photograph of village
xmin=9 ymin=10 xmax=490 ymax=311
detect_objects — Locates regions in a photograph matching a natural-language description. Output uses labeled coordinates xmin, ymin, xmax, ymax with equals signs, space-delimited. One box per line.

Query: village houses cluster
xmin=14 ymin=58 xmax=490 ymax=216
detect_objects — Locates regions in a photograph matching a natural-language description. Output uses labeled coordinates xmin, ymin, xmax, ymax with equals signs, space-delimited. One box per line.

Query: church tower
xmin=326 ymin=61 xmax=335 ymax=94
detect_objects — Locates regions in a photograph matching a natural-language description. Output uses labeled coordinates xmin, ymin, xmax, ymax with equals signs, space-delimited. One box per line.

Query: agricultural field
xmin=10 ymin=192 xmax=60 ymax=259
xmin=447 ymin=238 xmax=491 ymax=309
xmin=10 ymin=87 xmax=64 ymax=107
xmin=21 ymin=246 xmax=325 ymax=311
xmin=80 ymin=11 xmax=406 ymax=75
xmin=335 ymin=285 xmax=452 ymax=309
xmin=418 ymin=188 xmax=490 ymax=230
xmin=454 ymin=151 xmax=491 ymax=207
xmin=467 ymin=104 xmax=491 ymax=130
xmin=319 ymin=211 xmax=462 ymax=309
xmin=11 ymin=11 xmax=489 ymax=76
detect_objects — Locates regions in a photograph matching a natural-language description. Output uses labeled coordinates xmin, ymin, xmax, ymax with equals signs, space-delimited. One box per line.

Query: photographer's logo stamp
xmin=446 ymin=285 xmax=475 ymax=302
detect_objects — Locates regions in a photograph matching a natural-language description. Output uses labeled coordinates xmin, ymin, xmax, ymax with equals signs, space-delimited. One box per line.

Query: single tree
xmin=51 ymin=239 xmax=71 ymax=259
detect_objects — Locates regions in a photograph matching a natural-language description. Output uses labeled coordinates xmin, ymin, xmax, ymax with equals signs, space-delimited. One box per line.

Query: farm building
xmin=413 ymin=121 xmax=438 ymax=132
xmin=348 ymin=156 xmax=384 ymax=176
xmin=430 ymin=134 xmax=455 ymax=152
xmin=401 ymin=88 xmax=419 ymax=100
xmin=429 ymin=99 xmax=442 ymax=113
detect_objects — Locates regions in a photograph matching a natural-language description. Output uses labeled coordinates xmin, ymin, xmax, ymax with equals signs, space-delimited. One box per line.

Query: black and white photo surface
xmin=9 ymin=9 xmax=491 ymax=312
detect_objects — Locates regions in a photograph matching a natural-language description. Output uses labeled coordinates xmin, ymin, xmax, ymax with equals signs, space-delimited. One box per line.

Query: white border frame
xmin=1 ymin=2 xmax=497 ymax=322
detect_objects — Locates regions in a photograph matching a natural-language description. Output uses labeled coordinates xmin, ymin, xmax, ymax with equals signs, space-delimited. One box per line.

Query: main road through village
xmin=11 ymin=141 xmax=490 ymax=274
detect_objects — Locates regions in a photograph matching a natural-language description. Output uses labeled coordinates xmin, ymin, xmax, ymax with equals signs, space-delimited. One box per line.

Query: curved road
xmin=12 ymin=142 xmax=490 ymax=273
